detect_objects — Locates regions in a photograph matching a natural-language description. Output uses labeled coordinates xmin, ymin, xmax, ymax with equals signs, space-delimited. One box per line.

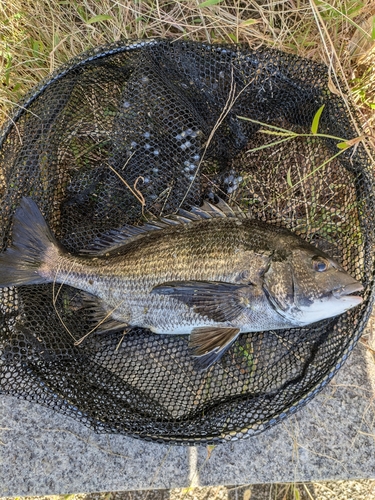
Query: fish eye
xmin=312 ymin=256 xmax=329 ymax=272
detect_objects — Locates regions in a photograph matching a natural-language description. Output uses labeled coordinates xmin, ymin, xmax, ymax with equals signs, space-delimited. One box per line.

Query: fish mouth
xmin=332 ymin=282 xmax=364 ymax=301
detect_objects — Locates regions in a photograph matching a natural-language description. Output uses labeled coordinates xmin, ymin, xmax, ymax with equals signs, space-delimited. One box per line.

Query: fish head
xmin=263 ymin=244 xmax=363 ymax=326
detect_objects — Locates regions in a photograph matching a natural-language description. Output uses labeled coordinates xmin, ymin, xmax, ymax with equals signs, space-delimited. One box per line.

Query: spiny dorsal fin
xmin=201 ymin=201 xmax=226 ymax=218
xmin=175 ymin=209 xmax=202 ymax=221
xmin=215 ymin=198 xmax=246 ymax=218
xmin=80 ymin=198 xmax=247 ymax=256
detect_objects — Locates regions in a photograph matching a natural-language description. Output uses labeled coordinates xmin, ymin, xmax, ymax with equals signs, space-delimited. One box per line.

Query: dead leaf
xmin=328 ymin=76 xmax=341 ymax=96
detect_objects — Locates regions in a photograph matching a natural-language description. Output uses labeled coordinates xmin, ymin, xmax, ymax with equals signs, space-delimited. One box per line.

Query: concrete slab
xmin=1 ymin=321 xmax=375 ymax=497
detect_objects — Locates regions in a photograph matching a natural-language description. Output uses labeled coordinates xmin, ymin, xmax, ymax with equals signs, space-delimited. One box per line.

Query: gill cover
xmin=262 ymin=260 xmax=297 ymax=318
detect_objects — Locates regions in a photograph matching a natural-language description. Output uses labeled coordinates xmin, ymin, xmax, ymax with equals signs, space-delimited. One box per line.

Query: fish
xmin=0 ymin=197 xmax=363 ymax=369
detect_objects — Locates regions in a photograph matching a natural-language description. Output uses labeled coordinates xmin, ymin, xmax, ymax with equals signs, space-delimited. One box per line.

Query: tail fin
xmin=0 ymin=197 xmax=60 ymax=287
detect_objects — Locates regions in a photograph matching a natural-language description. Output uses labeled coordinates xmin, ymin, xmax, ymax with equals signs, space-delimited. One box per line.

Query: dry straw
xmin=0 ymin=0 xmax=374 ymax=125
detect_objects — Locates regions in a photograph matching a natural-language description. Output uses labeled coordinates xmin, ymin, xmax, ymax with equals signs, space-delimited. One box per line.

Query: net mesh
xmin=0 ymin=39 xmax=374 ymax=444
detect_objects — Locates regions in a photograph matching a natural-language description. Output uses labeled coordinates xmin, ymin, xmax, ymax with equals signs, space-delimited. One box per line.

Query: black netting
xmin=0 ymin=39 xmax=374 ymax=444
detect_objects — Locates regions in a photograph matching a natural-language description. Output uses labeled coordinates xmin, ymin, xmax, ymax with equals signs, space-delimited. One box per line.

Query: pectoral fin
xmin=151 ymin=280 xmax=255 ymax=322
xmin=190 ymin=327 xmax=241 ymax=370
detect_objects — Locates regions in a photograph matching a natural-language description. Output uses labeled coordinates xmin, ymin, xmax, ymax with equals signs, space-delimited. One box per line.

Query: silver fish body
xmin=47 ymin=219 xmax=290 ymax=332
xmin=0 ymin=198 xmax=363 ymax=369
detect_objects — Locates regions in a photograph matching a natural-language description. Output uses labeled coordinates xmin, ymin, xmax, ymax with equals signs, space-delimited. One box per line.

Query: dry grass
xmin=0 ymin=0 xmax=374 ymax=127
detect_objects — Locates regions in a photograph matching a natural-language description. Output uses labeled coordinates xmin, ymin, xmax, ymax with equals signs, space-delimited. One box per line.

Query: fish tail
xmin=0 ymin=197 xmax=61 ymax=287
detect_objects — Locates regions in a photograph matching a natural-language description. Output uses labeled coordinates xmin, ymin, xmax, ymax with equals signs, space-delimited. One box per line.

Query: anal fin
xmin=189 ymin=327 xmax=240 ymax=370
xmin=74 ymin=290 xmax=129 ymax=333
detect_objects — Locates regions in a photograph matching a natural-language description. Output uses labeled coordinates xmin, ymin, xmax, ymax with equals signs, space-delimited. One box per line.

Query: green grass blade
xmin=86 ymin=14 xmax=113 ymax=24
xmin=311 ymin=104 xmax=325 ymax=134
xmin=198 ymin=0 xmax=223 ymax=7
xmin=280 ymin=149 xmax=345 ymax=195
xmin=293 ymin=487 xmax=301 ymax=500
xmin=259 ymin=130 xmax=296 ymax=137
xmin=237 ymin=115 xmax=297 ymax=135
xmin=246 ymin=136 xmax=293 ymax=153
xmin=239 ymin=19 xmax=259 ymax=26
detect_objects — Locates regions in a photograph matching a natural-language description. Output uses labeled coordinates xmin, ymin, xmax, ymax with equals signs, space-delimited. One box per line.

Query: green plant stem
xmin=237 ymin=115 xmax=348 ymax=142
xmin=275 ymin=148 xmax=346 ymax=201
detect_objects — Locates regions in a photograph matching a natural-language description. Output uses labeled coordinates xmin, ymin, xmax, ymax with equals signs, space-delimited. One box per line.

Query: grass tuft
xmin=0 ymin=0 xmax=374 ymax=129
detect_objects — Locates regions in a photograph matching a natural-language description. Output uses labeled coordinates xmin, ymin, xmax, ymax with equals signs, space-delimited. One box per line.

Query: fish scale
xmin=53 ymin=219 xmax=271 ymax=328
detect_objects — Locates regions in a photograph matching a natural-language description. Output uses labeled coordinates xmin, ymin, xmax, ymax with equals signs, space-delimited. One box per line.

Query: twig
xmin=106 ymin=152 xmax=146 ymax=210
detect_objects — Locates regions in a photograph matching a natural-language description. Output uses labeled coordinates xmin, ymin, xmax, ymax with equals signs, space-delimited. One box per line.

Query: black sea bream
xmin=0 ymin=198 xmax=363 ymax=368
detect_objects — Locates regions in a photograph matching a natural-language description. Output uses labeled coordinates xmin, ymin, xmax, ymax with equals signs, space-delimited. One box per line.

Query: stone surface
xmin=1 ymin=335 xmax=375 ymax=497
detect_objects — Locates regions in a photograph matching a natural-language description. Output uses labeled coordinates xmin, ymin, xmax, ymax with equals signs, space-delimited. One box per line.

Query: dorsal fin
xmin=80 ymin=198 xmax=247 ymax=257
xmin=201 ymin=201 xmax=226 ymax=218
xmin=175 ymin=209 xmax=202 ymax=221
xmin=215 ymin=198 xmax=246 ymax=218
xmin=190 ymin=206 xmax=213 ymax=219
